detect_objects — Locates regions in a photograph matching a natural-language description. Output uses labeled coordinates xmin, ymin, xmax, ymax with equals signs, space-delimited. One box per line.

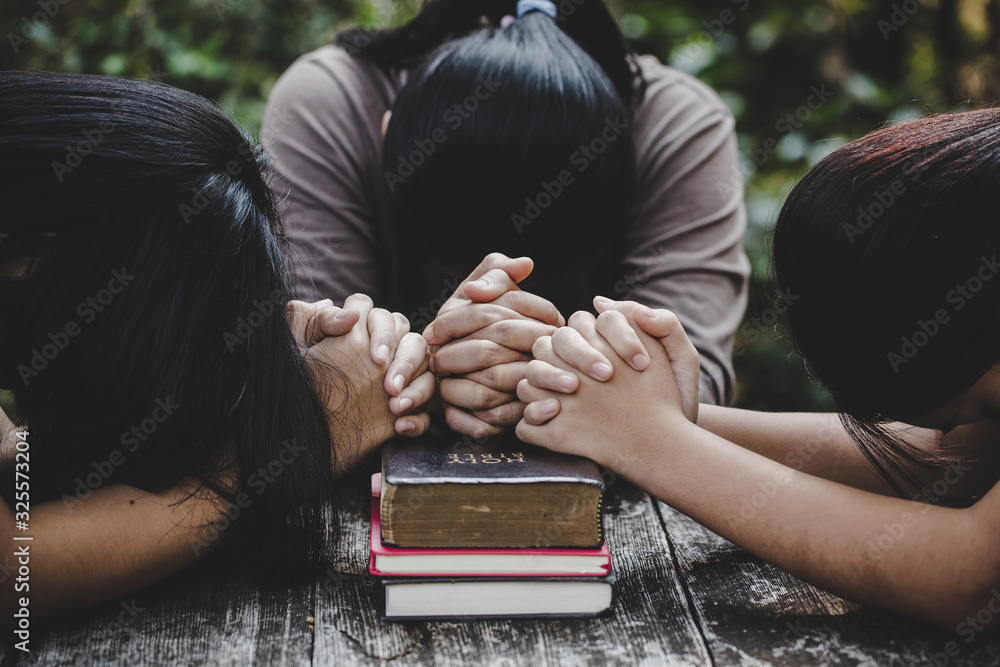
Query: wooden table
xmin=6 ymin=472 xmax=1000 ymax=666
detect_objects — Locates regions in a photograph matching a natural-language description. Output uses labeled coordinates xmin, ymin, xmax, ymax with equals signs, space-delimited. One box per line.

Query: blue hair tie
xmin=516 ymin=0 xmax=558 ymax=20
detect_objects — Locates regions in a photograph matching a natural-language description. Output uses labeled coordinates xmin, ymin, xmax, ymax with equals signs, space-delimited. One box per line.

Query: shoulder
xmin=632 ymin=54 xmax=734 ymax=144
xmin=266 ymin=45 xmax=397 ymax=122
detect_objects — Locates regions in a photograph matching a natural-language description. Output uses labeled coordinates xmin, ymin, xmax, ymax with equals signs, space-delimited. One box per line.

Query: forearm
xmin=1 ymin=480 xmax=222 ymax=624
xmin=696 ymin=405 xmax=894 ymax=494
xmin=627 ymin=421 xmax=993 ymax=627
xmin=697 ymin=405 xmax=999 ymax=501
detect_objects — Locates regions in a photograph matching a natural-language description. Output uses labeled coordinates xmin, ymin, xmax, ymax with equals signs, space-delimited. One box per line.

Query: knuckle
xmin=347 ymin=293 xmax=374 ymax=308
xmin=532 ymin=335 xmax=552 ymax=358
xmin=567 ymin=310 xmax=591 ymax=328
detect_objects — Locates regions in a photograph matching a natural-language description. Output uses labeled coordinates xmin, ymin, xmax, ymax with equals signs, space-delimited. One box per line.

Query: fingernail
xmin=631 ymin=353 xmax=649 ymax=370
xmin=639 ymin=306 xmax=656 ymax=318
xmin=591 ymin=362 xmax=612 ymax=380
xmin=469 ymin=279 xmax=488 ymax=289
xmin=541 ymin=399 xmax=559 ymax=415
xmin=557 ymin=374 xmax=576 ymax=391
xmin=595 ymin=296 xmax=613 ymax=307
xmin=376 ymin=345 xmax=390 ymax=362
xmin=423 ymin=324 xmax=435 ymax=340
xmin=392 ymin=374 xmax=405 ymax=392
xmin=399 ymin=420 xmax=414 ymax=433
xmin=334 ymin=310 xmax=350 ymax=321
xmin=398 ymin=397 xmax=413 ymax=412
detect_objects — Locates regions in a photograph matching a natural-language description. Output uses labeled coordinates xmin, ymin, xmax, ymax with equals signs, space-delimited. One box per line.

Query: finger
xmin=461 ymin=267 xmax=522 ymax=306
xmin=367 ymin=307 xmax=398 ymax=366
xmin=545 ymin=326 xmax=614 ymax=381
xmin=384 ymin=332 xmax=429 ymax=396
xmin=313 ymin=305 xmax=360 ymax=340
xmin=522 ymin=397 xmax=561 ymax=426
xmin=340 ymin=294 xmax=375 ymax=334
xmin=439 ymin=377 xmax=513 ymax=411
xmin=464 ymin=319 xmax=557 ymax=352
xmin=490 ymin=289 xmax=563 ymax=327
xmin=390 ymin=370 xmax=436 ymax=415
xmin=395 ymin=411 xmax=431 ymax=437
xmin=424 ymin=303 xmax=525 ymax=346
xmin=444 ymin=404 xmax=505 ymax=439
xmin=524 ymin=359 xmax=579 ymax=394
xmin=432 ymin=340 xmax=531 ymax=376
xmin=287 ymin=299 xmax=337 ymax=345
xmin=596 ymin=309 xmax=650 ymax=370
xmin=473 ymin=400 xmax=525 ymax=427
xmin=286 ymin=300 xmax=314 ymax=345
xmin=393 ymin=312 xmax=411 ymax=339
xmin=515 ymin=419 xmax=562 ymax=450
xmin=516 ymin=376 xmax=554 ymax=403
xmin=466 ymin=253 xmax=533 ymax=289
xmin=462 ymin=361 xmax=529 ymax=392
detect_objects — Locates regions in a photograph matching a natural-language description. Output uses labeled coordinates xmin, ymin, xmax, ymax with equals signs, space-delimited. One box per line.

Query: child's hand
xmin=514 ymin=311 xmax=689 ymax=472
xmin=518 ymin=298 xmax=701 ymax=426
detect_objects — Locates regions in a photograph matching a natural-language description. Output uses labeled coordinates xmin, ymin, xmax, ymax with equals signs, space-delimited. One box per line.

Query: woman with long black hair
xmin=0 ymin=70 xmax=433 ymax=620
xmin=264 ymin=0 xmax=749 ymax=438
xmin=517 ymin=109 xmax=1000 ymax=626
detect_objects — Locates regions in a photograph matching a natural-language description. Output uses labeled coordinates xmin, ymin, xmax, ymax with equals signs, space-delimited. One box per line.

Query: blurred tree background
xmin=4 ymin=0 xmax=999 ymax=412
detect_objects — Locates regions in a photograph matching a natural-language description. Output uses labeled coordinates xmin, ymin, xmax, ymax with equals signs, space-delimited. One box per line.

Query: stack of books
xmin=370 ymin=432 xmax=616 ymax=620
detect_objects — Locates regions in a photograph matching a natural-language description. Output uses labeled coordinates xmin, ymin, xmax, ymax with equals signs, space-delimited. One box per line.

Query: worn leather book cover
xmin=380 ymin=430 xmax=606 ymax=549
xmin=369 ymin=474 xmax=611 ymax=576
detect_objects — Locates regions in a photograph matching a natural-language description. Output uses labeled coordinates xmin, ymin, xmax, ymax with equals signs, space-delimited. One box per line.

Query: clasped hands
xmin=286 ymin=251 xmax=704 ymax=476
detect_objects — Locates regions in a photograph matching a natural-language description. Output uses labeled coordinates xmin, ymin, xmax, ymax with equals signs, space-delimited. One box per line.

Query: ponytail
xmin=336 ymin=0 xmax=644 ymax=109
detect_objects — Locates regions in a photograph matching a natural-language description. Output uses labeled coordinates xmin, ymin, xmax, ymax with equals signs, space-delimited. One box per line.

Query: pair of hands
xmin=287 ymin=295 xmax=433 ymax=472
xmin=422 ymin=253 xmax=565 ymax=438
xmin=513 ymin=297 xmax=702 ymax=473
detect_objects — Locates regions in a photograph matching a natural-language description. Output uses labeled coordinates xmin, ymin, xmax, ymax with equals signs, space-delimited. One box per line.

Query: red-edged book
xmin=370 ymin=474 xmax=617 ymax=620
xmin=369 ymin=473 xmax=611 ymax=577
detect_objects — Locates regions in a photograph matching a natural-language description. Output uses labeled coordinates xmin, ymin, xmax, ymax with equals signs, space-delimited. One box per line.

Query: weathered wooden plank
xmin=14 ymin=555 xmax=314 ymax=667
xmin=658 ymin=501 xmax=1000 ymax=666
xmin=312 ymin=475 xmax=711 ymax=666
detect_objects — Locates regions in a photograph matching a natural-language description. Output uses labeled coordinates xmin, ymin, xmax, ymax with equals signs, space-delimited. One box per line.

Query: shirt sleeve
xmin=622 ymin=60 xmax=751 ymax=405
xmin=261 ymin=47 xmax=393 ymax=304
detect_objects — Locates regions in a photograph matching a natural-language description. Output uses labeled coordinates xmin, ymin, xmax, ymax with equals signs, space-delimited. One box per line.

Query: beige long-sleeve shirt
xmin=263 ymin=45 xmax=749 ymax=404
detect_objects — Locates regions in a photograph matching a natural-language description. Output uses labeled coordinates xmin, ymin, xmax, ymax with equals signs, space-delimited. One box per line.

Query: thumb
xmin=464 ymin=267 xmax=523 ymax=303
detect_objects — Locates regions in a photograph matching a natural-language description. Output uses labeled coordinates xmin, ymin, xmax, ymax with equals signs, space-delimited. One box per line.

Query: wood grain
xmin=657 ymin=501 xmax=1000 ymax=666
xmin=12 ymin=556 xmax=314 ymax=667
xmin=11 ymin=469 xmax=1000 ymax=665
xmin=312 ymin=476 xmax=711 ymax=666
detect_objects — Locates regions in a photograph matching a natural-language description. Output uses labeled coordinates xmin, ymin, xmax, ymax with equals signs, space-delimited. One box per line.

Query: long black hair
xmin=0 ymin=71 xmax=339 ymax=575
xmin=340 ymin=0 xmax=642 ymax=314
xmin=772 ymin=109 xmax=1000 ymax=501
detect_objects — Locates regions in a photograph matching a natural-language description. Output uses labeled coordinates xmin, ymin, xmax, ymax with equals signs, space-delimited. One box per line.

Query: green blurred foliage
xmin=4 ymin=0 xmax=999 ymax=412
